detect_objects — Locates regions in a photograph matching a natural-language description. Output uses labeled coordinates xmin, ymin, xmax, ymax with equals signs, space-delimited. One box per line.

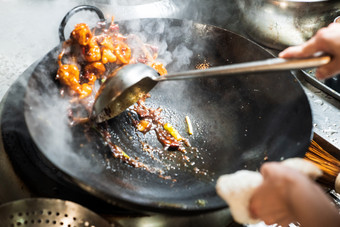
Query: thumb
xmin=315 ymin=61 xmax=340 ymax=79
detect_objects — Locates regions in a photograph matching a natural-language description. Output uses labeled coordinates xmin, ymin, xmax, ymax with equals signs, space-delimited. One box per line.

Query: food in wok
xmin=55 ymin=17 xmax=201 ymax=180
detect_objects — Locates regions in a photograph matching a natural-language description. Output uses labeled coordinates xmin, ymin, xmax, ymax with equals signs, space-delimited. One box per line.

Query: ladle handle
xmin=156 ymin=56 xmax=331 ymax=81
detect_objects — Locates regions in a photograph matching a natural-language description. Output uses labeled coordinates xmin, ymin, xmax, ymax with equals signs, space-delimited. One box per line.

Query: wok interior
xmin=24 ymin=19 xmax=312 ymax=213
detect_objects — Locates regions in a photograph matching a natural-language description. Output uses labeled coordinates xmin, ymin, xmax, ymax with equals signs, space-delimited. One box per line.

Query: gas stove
xmin=0 ymin=1 xmax=238 ymax=225
xmin=0 ymin=60 xmax=234 ymax=226
xmin=1 ymin=1 xmax=340 ymax=227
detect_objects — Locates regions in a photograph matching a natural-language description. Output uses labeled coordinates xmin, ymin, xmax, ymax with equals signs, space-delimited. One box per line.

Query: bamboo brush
xmin=304 ymin=140 xmax=340 ymax=190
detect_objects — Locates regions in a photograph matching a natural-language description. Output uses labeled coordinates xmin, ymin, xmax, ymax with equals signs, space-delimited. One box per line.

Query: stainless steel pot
xmin=237 ymin=0 xmax=340 ymax=50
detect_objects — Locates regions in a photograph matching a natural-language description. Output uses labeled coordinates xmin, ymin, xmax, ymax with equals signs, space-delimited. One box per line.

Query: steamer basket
xmin=0 ymin=198 xmax=111 ymax=227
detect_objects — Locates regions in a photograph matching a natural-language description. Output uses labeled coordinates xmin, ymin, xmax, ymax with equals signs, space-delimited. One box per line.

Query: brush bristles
xmin=304 ymin=140 xmax=340 ymax=188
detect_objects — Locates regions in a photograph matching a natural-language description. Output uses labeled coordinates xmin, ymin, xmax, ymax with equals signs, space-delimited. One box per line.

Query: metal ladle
xmin=93 ymin=55 xmax=330 ymax=123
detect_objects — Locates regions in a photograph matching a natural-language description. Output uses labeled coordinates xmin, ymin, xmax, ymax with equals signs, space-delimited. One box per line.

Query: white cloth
xmin=216 ymin=170 xmax=263 ymax=224
xmin=216 ymin=158 xmax=322 ymax=225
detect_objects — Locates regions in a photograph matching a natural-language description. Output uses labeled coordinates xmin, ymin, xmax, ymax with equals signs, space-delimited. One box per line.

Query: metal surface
xmin=0 ymin=74 xmax=233 ymax=225
xmin=292 ymin=69 xmax=340 ymax=147
xmin=263 ymin=49 xmax=340 ymax=149
xmin=0 ymin=198 xmax=110 ymax=227
xmin=94 ymin=64 xmax=159 ymax=123
xmin=0 ymin=94 xmax=31 ymax=205
xmin=94 ymin=56 xmax=330 ymax=122
xmin=0 ymin=1 xmax=339 ymax=227
xmin=302 ymin=68 xmax=340 ymax=102
xmin=0 ymin=1 xmax=339 ymax=147
xmin=237 ymin=0 xmax=340 ymax=50
xmin=109 ymin=208 xmax=233 ymax=227
xmin=22 ymin=17 xmax=312 ymax=214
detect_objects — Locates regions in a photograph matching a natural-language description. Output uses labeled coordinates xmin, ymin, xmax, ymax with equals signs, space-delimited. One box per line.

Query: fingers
xmin=279 ymin=36 xmax=320 ymax=58
xmin=316 ymin=61 xmax=340 ymax=80
xmin=248 ymin=194 xmax=259 ymax=219
xmin=249 ymin=161 xmax=339 ymax=227
xmin=279 ymin=23 xmax=340 ymax=79
xmin=249 ymin=180 xmax=295 ymax=226
xmin=279 ymin=25 xmax=333 ymax=58
xmin=259 ymin=162 xmax=282 ymax=178
xmin=249 ymin=163 xmax=299 ymax=226
xmin=263 ymin=215 xmax=294 ymax=227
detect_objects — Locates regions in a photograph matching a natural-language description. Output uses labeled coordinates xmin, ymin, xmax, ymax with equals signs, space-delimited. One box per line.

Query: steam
xmin=123 ymin=18 xmax=194 ymax=71
xmin=25 ymin=90 xmax=93 ymax=172
xmin=0 ymin=0 xmax=240 ymax=99
xmin=23 ymin=71 xmax=104 ymax=175
xmin=15 ymin=9 xmax=200 ymax=177
xmin=0 ymin=0 xmax=242 ymax=180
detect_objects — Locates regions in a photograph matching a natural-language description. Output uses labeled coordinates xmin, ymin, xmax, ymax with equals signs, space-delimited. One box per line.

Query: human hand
xmin=249 ymin=162 xmax=340 ymax=227
xmin=279 ymin=23 xmax=340 ymax=80
xmin=248 ymin=162 xmax=300 ymax=226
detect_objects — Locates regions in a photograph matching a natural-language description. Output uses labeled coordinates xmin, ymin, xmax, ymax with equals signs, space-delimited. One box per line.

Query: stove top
xmin=1 ymin=1 xmax=340 ymax=227
xmin=0 ymin=60 xmax=234 ymax=227
xmin=0 ymin=61 xmax=130 ymax=210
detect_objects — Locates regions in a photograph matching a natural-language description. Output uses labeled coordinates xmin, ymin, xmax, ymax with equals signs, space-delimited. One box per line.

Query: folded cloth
xmin=216 ymin=158 xmax=322 ymax=225
xmin=216 ymin=170 xmax=263 ymax=224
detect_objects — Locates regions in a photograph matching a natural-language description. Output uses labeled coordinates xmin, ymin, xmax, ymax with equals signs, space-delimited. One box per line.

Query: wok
xmin=237 ymin=0 xmax=340 ymax=50
xmin=23 ymin=6 xmax=312 ymax=214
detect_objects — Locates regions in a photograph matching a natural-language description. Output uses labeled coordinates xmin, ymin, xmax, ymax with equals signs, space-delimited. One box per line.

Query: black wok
xmin=23 ymin=6 xmax=312 ymax=214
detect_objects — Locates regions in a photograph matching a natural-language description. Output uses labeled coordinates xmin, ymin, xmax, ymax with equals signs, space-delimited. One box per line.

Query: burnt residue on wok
xmin=51 ymin=16 xmax=209 ymax=181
